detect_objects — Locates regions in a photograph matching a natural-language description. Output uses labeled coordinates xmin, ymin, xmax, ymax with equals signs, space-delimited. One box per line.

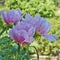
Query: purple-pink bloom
xmin=36 ymin=18 xmax=58 ymax=41
xmin=9 ymin=22 xmax=35 ymax=44
xmin=43 ymin=34 xmax=58 ymax=41
xmin=1 ymin=10 xmax=22 ymax=25
xmin=23 ymin=13 xmax=41 ymax=28
xmin=23 ymin=13 xmax=58 ymax=41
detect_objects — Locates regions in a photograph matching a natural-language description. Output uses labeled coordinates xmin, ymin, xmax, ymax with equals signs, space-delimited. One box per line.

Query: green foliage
xmin=0 ymin=12 xmax=60 ymax=57
xmin=0 ymin=17 xmax=4 ymax=29
xmin=53 ymin=0 xmax=60 ymax=7
xmin=0 ymin=0 xmax=60 ymax=58
xmin=0 ymin=36 xmax=10 ymax=44
xmin=5 ymin=0 xmax=56 ymax=17
xmin=0 ymin=11 xmax=60 ymax=57
xmin=0 ymin=36 xmax=18 ymax=60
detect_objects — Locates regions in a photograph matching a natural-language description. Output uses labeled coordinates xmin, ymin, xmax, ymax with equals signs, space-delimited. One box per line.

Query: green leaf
xmin=11 ymin=46 xmax=18 ymax=53
xmin=0 ymin=36 xmax=11 ymax=44
xmin=0 ymin=56 xmax=3 ymax=60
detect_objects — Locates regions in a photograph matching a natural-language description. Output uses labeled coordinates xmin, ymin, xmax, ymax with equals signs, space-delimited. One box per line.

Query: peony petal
xmin=43 ymin=34 xmax=58 ymax=41
xmin=25 ymin=14 xmax=41 ymax=27
xmin=36 ymin=18 xmax=50 ymax=34
xmin=24 ymin=37 xmax=34 ymax=44
xmin=33 ymin=14 xmax=40 ymax=23
xmin=40 ymin=20 xmax=51 ymax=34
xmin=25 ymin=13 xmax=32 ymax=21
xmin=15 ymin=21 xmax=33 ymax=32
xmin=31 ymin=14 xmax=40 ymax=26
xmin=9 ymin=29 xmax=15 ymax=40
xmin=8 ymin=10 xmax=20 ymax=23
xmin=28 ymin=27 xmax=35 ymax=37
xmin=1 ymin=10 xmax=9 ymax=24
xmin=9 ymin=27 xmax=20 ymax=41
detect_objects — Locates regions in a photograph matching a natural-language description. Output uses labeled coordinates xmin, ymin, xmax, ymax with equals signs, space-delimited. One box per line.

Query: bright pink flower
xmin=9 ymin=22 xmax=35 ymax=44
xmin=1 ymin=10 xmax=22 ymax=25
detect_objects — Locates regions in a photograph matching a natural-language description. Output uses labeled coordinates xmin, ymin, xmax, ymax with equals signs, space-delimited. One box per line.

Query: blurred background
xmin=0 ymin=0 xmax=60 ymax=59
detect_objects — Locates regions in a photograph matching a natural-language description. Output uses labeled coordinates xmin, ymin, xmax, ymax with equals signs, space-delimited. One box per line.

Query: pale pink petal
xmin=28 ymin=27 xmax=35 ymax=37
xmin=24 ymin=37 xmax=34 ymax=44
xmin=25 ymin=13 xmax=33 ymax=21
xmin=36 ymin=18 xmax=50 ymax=35
xmin=1 ymin=10 xmax=9 ymax=24
xmin=43 ymin=34 xmax=58 ymax=41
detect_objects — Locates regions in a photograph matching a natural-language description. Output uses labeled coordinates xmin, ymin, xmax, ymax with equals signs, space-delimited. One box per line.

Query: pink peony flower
xmin=9 ymin=22 xmax=35 ymax=44
xmin=1 ymin=10 xmax=22 ymax=25
xmin=23 ymin=13 xmax=41 ymax=27
xmin=23 ymin=13 xmax=58 ymax=41
xmin=36 ymin=17 xmax=58 ymax=41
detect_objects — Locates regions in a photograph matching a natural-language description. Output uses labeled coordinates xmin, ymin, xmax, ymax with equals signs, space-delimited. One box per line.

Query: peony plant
xmin=0 ymin=9 xmax=58 ymax=60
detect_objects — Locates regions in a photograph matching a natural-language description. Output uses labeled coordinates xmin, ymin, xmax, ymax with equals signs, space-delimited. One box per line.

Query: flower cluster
xmin=1 ymin=9 xmax=58 ymax=44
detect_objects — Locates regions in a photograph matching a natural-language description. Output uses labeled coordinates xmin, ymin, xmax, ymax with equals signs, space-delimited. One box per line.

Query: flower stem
xmin=18 ymin=43 xmax=20 ymax=54
xmin=0 ymin=24 xmax=13 ymax=36
xmin=0 ymin=26 xmax=6 ymax=36
xmin=30 ymin=46 xmax=39 ymax=60
xmin=20 ymin=46 xmax=30 ymax=60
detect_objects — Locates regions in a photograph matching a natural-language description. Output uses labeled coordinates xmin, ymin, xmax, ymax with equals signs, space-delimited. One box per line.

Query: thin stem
xmin=30 ymin=46 xmax=39 ymax=60
xmin=20 ymin=46 xmax=30 ymax=60
xmin=0 ymin=24 xmax=13 ymax=36
xmin=18 ymin=43 xmax=20 ymax=54
xmin=26 ymin=46 xmax=30 ymax=60
xmin=0 ymin=26 xmax=6 ymax=36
